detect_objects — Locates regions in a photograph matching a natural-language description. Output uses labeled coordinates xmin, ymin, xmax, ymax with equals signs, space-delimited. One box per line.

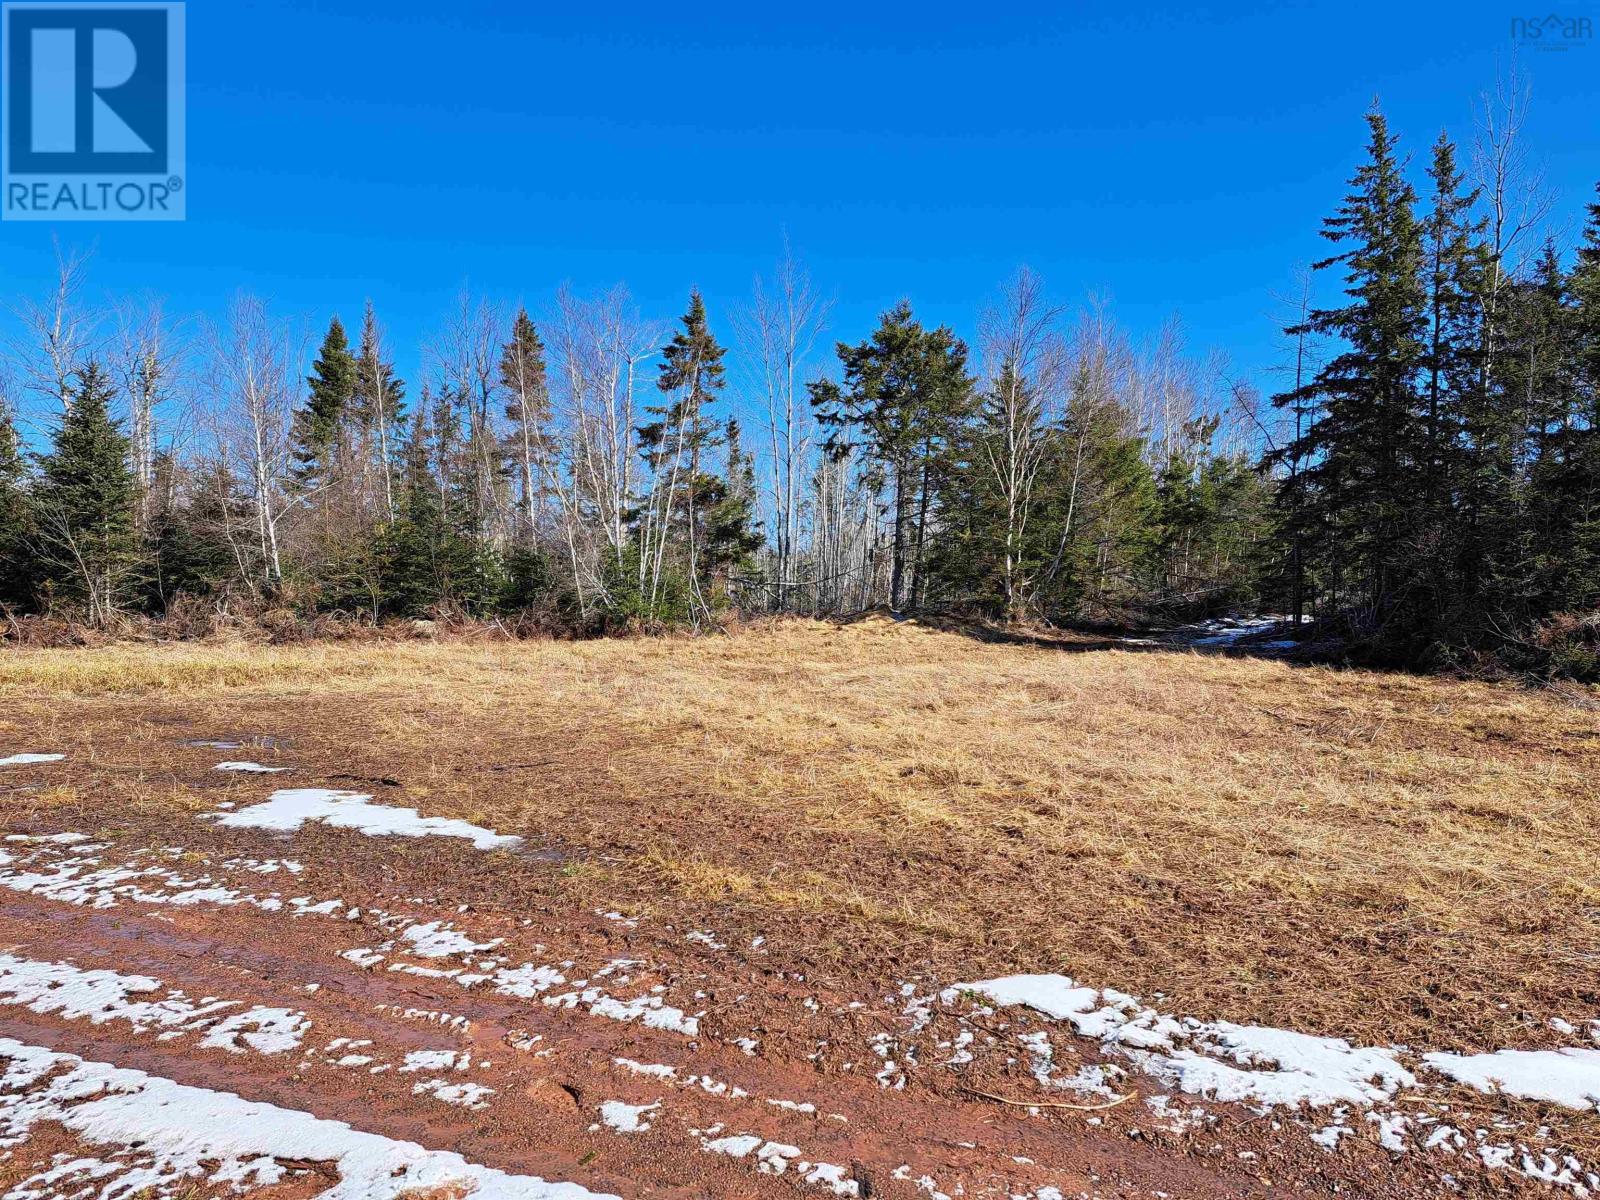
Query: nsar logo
xmin=2 ymin=2 xmax=185 ymax=221
xmin=1510 ymin=11 xmax=1594 ymax=49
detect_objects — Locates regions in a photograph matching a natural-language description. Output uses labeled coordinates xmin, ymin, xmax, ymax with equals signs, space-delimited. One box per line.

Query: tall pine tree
xmin=500 ymin=307 xmax=552 ymax=542
xmin=1271 ymin=107 xmax=1428 ymax=637
xmin=810 ymin=302 xmax=974 ymax=610
xmin=292 ymin=316 xmax=357 ymax=488
xmin=34 ymin=363 xmax=138 ymax=625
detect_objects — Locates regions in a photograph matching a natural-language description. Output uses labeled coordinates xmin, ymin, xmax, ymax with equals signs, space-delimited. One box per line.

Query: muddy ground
xmin=0 ymin=633 xmax=1595 ymax=1199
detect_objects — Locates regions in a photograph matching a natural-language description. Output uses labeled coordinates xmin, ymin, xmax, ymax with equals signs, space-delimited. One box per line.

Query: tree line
xmin=1269 ymin=98 xmax=1600 ymax=674
xmin=1 ymin=91 xmax=1598 ymax=675
xmin=0 ymin=253 xmax=1268 ymax=636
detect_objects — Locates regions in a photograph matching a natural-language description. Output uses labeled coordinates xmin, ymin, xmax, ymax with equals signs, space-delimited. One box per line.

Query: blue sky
xmin=4 ymin=0 xmax=1599 ymax=424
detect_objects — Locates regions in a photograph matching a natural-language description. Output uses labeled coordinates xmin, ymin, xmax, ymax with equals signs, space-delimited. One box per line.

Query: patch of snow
xmin=489 ymin=963 xmax=567 ymax=998
xmin=400 ymin=1050 xmax=469 ymax=1073
xmin=0 ymin=753 xmax=65 ymax=766
xmin=703 ymin=1133 xmax=764 ymax=1158
xmin=0 ymin=1037 xmax=616 ymax=1199
xmin=1367 ymin=1110 xmax=1410 ymax=1152
xmin=949 ymin=974 xmax=1413 ymax=1108
xmin=1423 ymin=1047 xmax=1600 ymax=1110
xmin=768 ymin=1098 xmax=817 ymax=1114
xmin=215 ymin=761 xmax=292 ymax=773
xmin=0 ymin=953 xmax=233 ymax=1033
xmin=598 ymin=1099 xmax=659 ymax=1132
xmin=1185 ymin=616 xmax=1283 ymax=645
xmin=412 ymin=1079 xmax=494 ymax=1110
xmin=196 ymin=1007 xmax=309 ymax=1055
xmin=1159 ymin=1023 xmax=1415 ymax=1107
xmin=205 ymin=787 xmax=521 ymax=851
xmin=799 ymin=1161 xmax=860 ymax=1196
xmin=613 ymin=1058 xmax=678 ymax=1079
xmin=892 ymin=1165 xmax=952 ymax=1200
xmin=400 ymin=921 xmax=505 ymax=959
xmin=544 ymin=987 xmax=699 ymax=1037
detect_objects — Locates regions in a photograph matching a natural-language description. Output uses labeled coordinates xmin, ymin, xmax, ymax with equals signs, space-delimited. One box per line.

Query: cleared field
xmin=1 ymin=619 xmax=1597 ymax=1198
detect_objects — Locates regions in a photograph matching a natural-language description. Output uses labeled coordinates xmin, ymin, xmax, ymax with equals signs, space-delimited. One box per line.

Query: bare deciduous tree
xmin=975 ymin=267 xmax=1069 ymax=619
xmin=11 ymin=240 xmax=96 ymax=415
xmin=207 ymin=294 xmax=302 ymax=588
xmin=735 ymin=243 xmax=830 ymax=610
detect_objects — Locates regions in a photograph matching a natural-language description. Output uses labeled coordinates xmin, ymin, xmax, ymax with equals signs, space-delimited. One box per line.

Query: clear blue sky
xmin=4 ymin=0 xmax=1599 ymax=419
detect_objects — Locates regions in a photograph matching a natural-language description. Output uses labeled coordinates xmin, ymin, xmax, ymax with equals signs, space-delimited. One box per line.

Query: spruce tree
xmin=0 ymin=402 xmax=34 ymax=609
xmin=1271 ymin=107 xmax=1428 ymax=636
xmin=351 ymin=303 xmax=406 ymax=517
xmin=1420 ymin=133 xmax=1484 ymax=522
xmin=34 ymin=363 xmax=138 ymax=624
xmin=1505 ymin=242 xmax=1580 ymax=610
xmin=500 ymin=307 xmax=552 ymax=540
xmin=701 ymin=417 xmax=763 ymax=600
xmin=292 ymin=316 xmax=357 ymax=487
xmin=1544 ymin=185 xmax=1600 ymax=610
xmin=1034 ymin=361 xmax=1157 ymax=617
xmin=637 ymin=291 xmax=730 ymax=608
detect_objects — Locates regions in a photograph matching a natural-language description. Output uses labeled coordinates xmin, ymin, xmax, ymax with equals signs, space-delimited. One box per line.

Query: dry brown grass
xmin=4 ymin=617 xmax=1598 ymax=1054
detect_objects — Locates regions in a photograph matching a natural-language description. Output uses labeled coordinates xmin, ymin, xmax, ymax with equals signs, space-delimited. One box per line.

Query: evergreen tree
xmin=1540 ymin=186 xmax=1600 ymax=610
xmin=1153 ymin=419 xmax=1275 ymax=614
xmin=378 ymin=406 xmax=450 ymax=617
xmin=0 ymin=402 xmax=34 ymax=609
xmin=1034 ymin=364 xmax=1156 ymax=617
xmin=34 ymin=363 xmax=138 ymax=625
xmin=933 ymin=360 xmax=1056 ymax=617
xmin=142 ymin=455 xmax=253 ymax=608
xmin=1420 ymin=133 xmax=1484 ymax=524
xmin=638 ymin=290 xmax=729 ymax=601
xmin=700 ymin=417 xmax=763 ymax=601
xmin=810 ymin=301 xmax=974 ymax=610
xmin=292 ymin=316 xmax=357 ymax=488
xmin=1507 ymin=242 xmax=1580 ymax=610
xmin=500 ymin=307 xmax=552 ymax=540
xmin=1271 ymin=107 xmax=1428 ymax=637
xmin=351 ymin=303 xmax=406 ymax=518
xmin=378 ymin=397 xmax=505 ymax=616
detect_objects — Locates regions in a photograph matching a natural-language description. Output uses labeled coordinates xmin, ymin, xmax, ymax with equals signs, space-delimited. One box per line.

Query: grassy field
xmin=3 ymin=616 xmax=1596 ymax=1057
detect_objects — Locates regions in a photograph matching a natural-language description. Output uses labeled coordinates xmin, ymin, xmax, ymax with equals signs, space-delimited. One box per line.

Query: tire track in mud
xmin=0 ymin=829 xmax=1289 ymax=1200
xmin=5 ymin=784 xmax=1587 ymax=1200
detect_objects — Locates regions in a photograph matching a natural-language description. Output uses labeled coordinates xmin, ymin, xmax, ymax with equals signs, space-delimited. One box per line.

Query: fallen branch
xmin=959 ymin=1087 xmax=1132 ymax=1111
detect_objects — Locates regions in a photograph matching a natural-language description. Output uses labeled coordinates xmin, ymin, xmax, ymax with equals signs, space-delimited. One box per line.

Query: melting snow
xmin=598 ymin=1099 xmax=659 ymax=1132
xmin=949 ymin=975 xmax=1413 ymax=1107
xmin=0 ymin=753 xmax=65 ymax=766
xmin=1423 ymin=1047 xmax=1600 ymax=1110
xmin=412 ymin=1078 xmax=495 ymax=1110
xmin=0 ymin=954 xmax=233 ymax=1033
xmin=614 ymin=1057 xmax=678 ymax=1079
xmin=0 ymin=1038 xmax=613 ymax=1198
xmin=400 ymin=920 xmax=505 ymax=958
xmin=544 ymin=987 xmax=700 ymax=1036
xmin=196 ymin=1006 xmax=309 ymax=1055
xmin=401 ymin=1050 xmax=470 ymax=1073
xmin=215 ymin=761 xmax=292 ymax=773
xmin=205 ymin=787 xmax=521 ymax=850
xmin=1159 ymin=1023 xmax=1415 ymax=1107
